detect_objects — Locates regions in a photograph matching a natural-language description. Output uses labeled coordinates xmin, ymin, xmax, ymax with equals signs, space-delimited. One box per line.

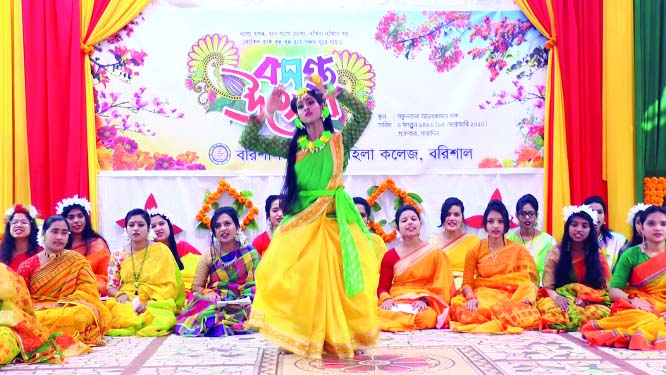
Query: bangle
xmin=465 ymin=295 xmax=477 ymax=301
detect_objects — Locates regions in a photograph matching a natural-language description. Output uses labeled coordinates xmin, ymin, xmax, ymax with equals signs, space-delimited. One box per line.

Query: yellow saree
xmin=0 ymin=263 xmax=89 ymax=365
xmin=378 ymin=243 xmax=455 ymax=331
xmin=106 ymin=242 xmax=184 ymax=337
xmin=26 ymin=251 xmax=111 ymax=345
xmin=450 ymin=239 xmax=540 ymax=334
xmin=428 ymin=233 xmax=480 ymax=290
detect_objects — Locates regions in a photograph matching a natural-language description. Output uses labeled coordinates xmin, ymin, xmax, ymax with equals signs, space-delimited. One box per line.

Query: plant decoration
xmin=195 ymin=178 xmax=259 ymax=231
xmin=644 ymin=177 xmax=666 ymax=206
xmin=365 ymin=178 xmax=423 ymax=243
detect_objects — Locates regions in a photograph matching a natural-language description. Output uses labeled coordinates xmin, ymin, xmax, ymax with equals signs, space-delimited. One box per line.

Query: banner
xmin=92 ymin=0 xmax=547 ymax=173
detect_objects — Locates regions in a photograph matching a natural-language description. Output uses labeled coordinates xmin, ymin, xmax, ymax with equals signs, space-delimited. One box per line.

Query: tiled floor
xmin=3 ymin=330 xmax=665 ymax=374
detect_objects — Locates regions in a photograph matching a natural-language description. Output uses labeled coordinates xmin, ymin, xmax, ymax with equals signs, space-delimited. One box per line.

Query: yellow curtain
xmin=603 ymin=0 xmax=635 ymax=238
xmin=516 ymin=0 xmax=570 ymax=240
xmin=80 ymin=0 xmax=152 ymax=227
xmin=0 ymin=0 xmax=31 ymax=218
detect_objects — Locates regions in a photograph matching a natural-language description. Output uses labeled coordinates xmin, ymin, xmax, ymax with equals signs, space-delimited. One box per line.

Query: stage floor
xmin=3 ymin=330 xmax=665 ymax=374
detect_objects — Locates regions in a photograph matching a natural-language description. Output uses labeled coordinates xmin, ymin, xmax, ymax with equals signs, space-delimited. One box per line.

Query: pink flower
xmin=113 ymin=136 xmax=139 ymax=154
xmin=155 ymin=156 xmax=176 ymax=170
xmin=97 ymin=126 xmax=117 ymax=147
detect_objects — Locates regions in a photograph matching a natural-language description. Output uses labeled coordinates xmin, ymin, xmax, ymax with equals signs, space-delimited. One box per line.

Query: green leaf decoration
xmin=202 ymin=191 xmax=212 ymax=204
xmin=232 ymin=201 xmax=243 ymax=213
xmin=378 ymin=219 xmax=387 ymax=226
xmin=367 ymin=185 xmax=378 ymax=196
xmin=212 ymin=202 xmax=220 ymax=210
xmin=207 ymin=97 xmax=235 ymax=113
xmin=372 ymin=202 xmax=382 ymax=212
xmin=246 ymin=221 xmax=259 ymax=231
xmin=393 ymin=197 xmax=404 ymax=211
xmin=196 ymin=222 xmax=209 ymax=231
xmin=240 ymin=190 xmax=254 ymax=198
xmin=407 ymin=192 xmax=424 ymax=203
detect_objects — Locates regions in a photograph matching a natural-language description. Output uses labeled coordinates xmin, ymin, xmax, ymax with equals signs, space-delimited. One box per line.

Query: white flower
xmin=37 ymin=225 xmax=45 ymax=248
xmin=626 ymin=203 xmax=651 ymax=226
xmin=563 ymin=205 xmax=599 ymax=225
xmin=147 ymin=208 xmax=172 ymax=222
xmin=55 ymin=195 xmax=91 ymax=215
xmin=148 ymin=229 xmax=157 ymax=242
xmin=4 ymin=204 xmax=39 ymax=222
xmin=236 ymin=230 xmax=248 ymax=246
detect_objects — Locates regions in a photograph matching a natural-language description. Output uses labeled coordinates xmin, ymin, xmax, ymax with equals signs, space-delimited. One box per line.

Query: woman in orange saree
xmin=56 ymin=195 xmax=110 ymax=296
xmin=538 ymin=206 xmax=610 ymax=332
xmin=428 ymin=197 xmax=479 ymax=290
xmin=0 ymin=262 xmax=89 ymax=365
xmin=581 ymin=205 xmax=666 ymax=350
xmin=378 ymin=205 xmax=455 ymax=332
xmin=17 ymin=216 xmax=111 ymax=346
xmin=450 ymin=200 xmax=541 ymax=334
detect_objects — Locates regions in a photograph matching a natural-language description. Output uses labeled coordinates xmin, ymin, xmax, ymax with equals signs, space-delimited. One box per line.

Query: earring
xmin=322 ymin=105 xmax=330 ymax=119
xmin=294 ymin=117 xmax=303 ymax=129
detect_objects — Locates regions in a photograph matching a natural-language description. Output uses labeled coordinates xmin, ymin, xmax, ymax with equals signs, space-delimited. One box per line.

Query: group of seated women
xmin=1 ymin=191 xmax=665 ymax=366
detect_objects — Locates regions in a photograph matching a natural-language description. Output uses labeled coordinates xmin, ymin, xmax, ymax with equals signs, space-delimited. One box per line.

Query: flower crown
xmin=4 ymin=204 xmax=38 ymax=223
xmin=563 ymin=205 xmax=599 ymax=225
xmin=37 ymin=225 xmax=45 ymax=248
xmin=626 ymin=203 xmax=651 ymax=226
xmin=147 ymin=207 xmax=173 ymax=222
xmin=55 ymin=195 xmax=91 ymax=215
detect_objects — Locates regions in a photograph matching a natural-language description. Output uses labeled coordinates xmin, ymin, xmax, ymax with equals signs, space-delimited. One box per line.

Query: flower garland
xmin=563 ymin=205 xmax=599 ymax=225
xmin=4 ymin=204 xmax=39 ymax=223
xmin=366 ymin=178 xmax=423 ymax=243
xmin=644 ymin=177 xmax=666 ymax=206
xmin=195 ymin=178 xmax=259 ymax=231
xmin=55 ymin=195 xmax=91 ymax=215
xmin=297 ymin=130 xmax=332 ymax=153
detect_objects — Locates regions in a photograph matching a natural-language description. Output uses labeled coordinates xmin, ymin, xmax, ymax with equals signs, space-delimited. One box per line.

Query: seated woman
xmin=106 ymin=208 xmax=184 ymax=337
xmin=1 ymin=204 xmax=40 ymax=271
xmin=354 ymin=196 xmax=388 ymax=264
xmin=450 ymin=200 xmax=541 ymax=334
xmin=428 ymin=197 xmax=480 ymax=290
xmin=56 ymin=195 xmax=111 ymax=296
xmin=583 ymin=195 xmax=627 ymax=270
xmin=506 ymin=194 xmax=557 ymax=282
xmin=624 ymin=203 xmax=650 ymax=251
xmin=252 ymin=195 xmax=284 ymax=256
xmin=0 ymin=262 xmax=89 ymax=364
xmin=582 ymin=205 xmax=666 ymax=350
xmin=538 ymin=205 xmax=611 ymax=331
xmin=377 ymin=205 xmax=455 ymax=332
xmin=17 ymin=215 xmax=111 ymax=346
xmin=175 ymin=207 xmax=260 ymax=336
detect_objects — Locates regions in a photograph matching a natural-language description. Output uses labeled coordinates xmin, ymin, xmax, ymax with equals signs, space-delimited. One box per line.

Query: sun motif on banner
xmin=185 ymin=34 xmax=243 ymax=109
xmin=332 ymin=49 xmax=376 ymax=96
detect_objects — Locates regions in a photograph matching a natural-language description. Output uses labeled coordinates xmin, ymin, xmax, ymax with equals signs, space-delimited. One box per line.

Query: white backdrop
xmin=98 ymin=170 xmax=544 ymax=251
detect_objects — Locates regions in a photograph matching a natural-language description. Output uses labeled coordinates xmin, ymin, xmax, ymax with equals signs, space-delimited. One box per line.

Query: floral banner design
xmin=92 ymin=1 xmax=546 ymax=172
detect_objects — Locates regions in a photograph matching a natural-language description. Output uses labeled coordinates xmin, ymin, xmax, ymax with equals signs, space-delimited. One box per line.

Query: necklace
xmin=297 ymin=130 xmax=332 ymax=153
xmin=519 ymin=228 xmax=536 ymax=250
xmin=45 ymin=251 xmax=63 ymax=259
xmin=488 ymin=240 xmax=504 ymax=261
xmin=130 ymin=243 xmax=149 ymax=296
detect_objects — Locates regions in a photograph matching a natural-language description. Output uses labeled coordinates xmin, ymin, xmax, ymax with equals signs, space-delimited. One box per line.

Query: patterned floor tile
xmin=626 ymin=360 xmax=666 ymax=374
xmin=496 ymin=360 xmax=635 ymax=375
xmin=135 ymin=366 xmax=255 ymax=375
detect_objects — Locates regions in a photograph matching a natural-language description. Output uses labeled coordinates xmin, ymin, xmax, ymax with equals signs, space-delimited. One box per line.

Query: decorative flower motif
xmin=332 ymin=50 xmax=376 ymax=95
xmin=563 ymin=205 xmax=599 ymax=225
xmin=196 ymin=178 xmax=259 ymax=231
xmin=112 ymin=136 xmax=139 ymax=154
xmin=366 ymin=178 xmax=423 ymax=243
xmin=297 ymin=131 xmax=333 ymax=153
xmin=147 ymin=229 xmax=157 ymax=241
xmin=155 ymin=156 xmax=176 ymax=170
xmin=147 ymin=207 xmax=173 ymax=222
xmin=55 ymin=195 xmax=92 ymax=215
xmin=187 ymin=34 xmax=239 ymax=78
xmin=644 ymin=177 xmax=666 ymax=206
xmin=316 ymin=354 xmax=438 ymax=372
xmin=37 ymin=225 xmax=45 ymax=248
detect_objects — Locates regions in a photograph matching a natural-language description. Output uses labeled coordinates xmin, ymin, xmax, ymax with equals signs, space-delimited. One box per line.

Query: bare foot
xmin=354 ymin=349 xmax=365 ymax=356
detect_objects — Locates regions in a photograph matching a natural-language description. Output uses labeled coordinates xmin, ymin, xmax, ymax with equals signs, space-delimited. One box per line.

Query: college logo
xmin=208 ymin=143 xmax=231 ymax=165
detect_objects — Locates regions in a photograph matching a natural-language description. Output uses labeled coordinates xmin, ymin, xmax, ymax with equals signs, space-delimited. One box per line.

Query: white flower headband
xmin=563 ymin=205 xmax=599 ymax=225
xmin=37 ymin=225 xmax=45 ymax=248
xmin=55 ymin=195 xmax=92 ymax=215
xmin=626 ymin=203 xmax=651 ymax=226
xmin=4 ymin=204 xmax=38 ymax=223
xmin=147 ymin=208 xmax=172 ymax=222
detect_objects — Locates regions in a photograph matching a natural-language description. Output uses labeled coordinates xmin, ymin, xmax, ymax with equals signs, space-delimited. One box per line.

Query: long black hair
xmin=483 ymin=200 xmax=511 ymax=234
xmin=555 ymin=212 xmax=604 ymax=289
xmin=150 ymin=213 xmax=184 ymax=270
xmin=395 ymin=205 xmax=421 ymax=232
xmin=438 ymin=197 xmax=464 ymax=228
xmin=209 ymin=206 xmax=241 ymax=248
xmin=628 ymin=210 xmax=647 ymax=248
xmin=1 ymin=209 xmax=40 ymax=265
xmin=281 ymin=89 xmax=335 ymax=214
xmin=583 ymin=196 xmax=612 ymax=241
xmin=62 ymin=204 xmax=109 ymax=256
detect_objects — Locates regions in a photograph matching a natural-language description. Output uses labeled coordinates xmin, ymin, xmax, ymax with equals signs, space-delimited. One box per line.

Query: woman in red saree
xmin=1 ymin=204 xmax=40 ymax=271
xmin=17 ymin=216 xmax=111 ymax=346
xmin=450 ymin=200 xmax=541 ymax=334
xmin=378 ymin=205 xmax=455 ymax=331
xmin=581 ymin=205 xmax=666 ymax=350
xmin=56 ymin=195 xmax=111 ymax=296
xmin=539 ymin=205 xmax=610 ymax=331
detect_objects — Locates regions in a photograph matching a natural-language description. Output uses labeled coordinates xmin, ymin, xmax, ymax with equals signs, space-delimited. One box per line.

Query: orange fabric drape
xmin=515 ymin=0 xmax=570 ymax=239
xmin=0 ymin=0 xmax=31 ymax=215
xmin=80 ymin=0 xmax=151 ymax=226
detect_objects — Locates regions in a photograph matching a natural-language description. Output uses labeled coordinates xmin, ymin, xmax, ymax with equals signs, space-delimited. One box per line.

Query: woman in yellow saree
xmin=0 ymin=262 xmax=89 ymax=365
xmin=428 ymin=197 xmax=479 ymax=290
xmin=581 ymin=205 xmax=666 ymax=350
xmin=450 ymin=200 xmax=541 ymax=334
xmin=242 ymin=76 xmax=379 ymax=359
xmin=538 ymin=205 xmax=610 ymax=332
xmin=378 ymin=205 xmax=455 ymax=331
xmin=16 ymin=216 xmax=110 ymax=346
xmin=106 ymin=209 xmax=184 ymax=337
